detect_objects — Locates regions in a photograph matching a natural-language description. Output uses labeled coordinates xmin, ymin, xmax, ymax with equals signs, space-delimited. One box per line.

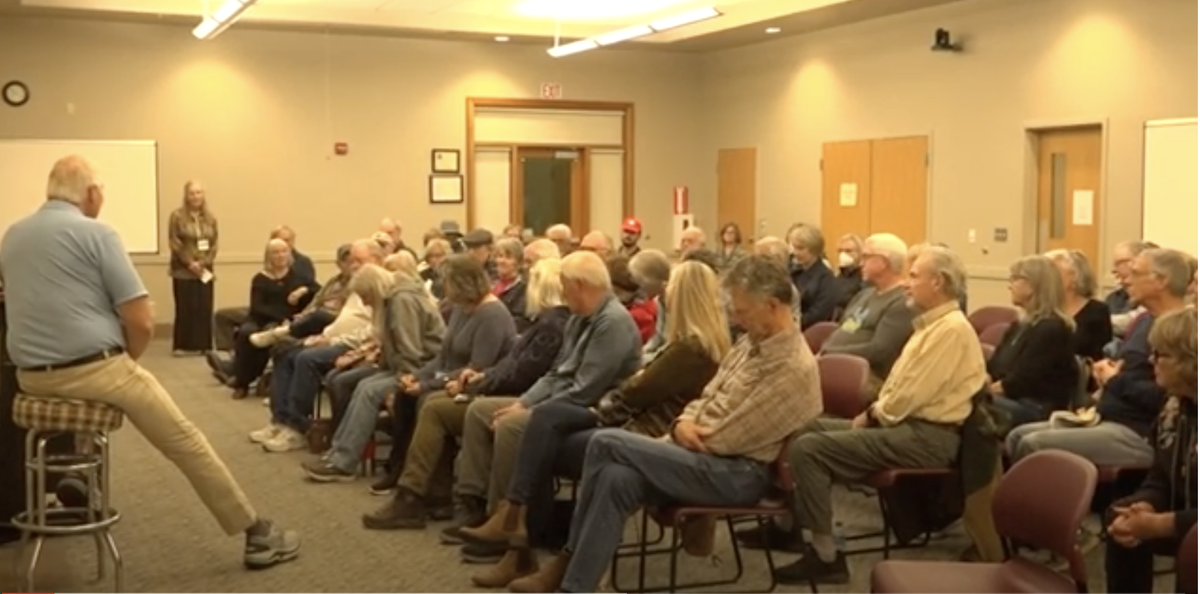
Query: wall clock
xmin=2 ymin=81 xmax=29 ymax=107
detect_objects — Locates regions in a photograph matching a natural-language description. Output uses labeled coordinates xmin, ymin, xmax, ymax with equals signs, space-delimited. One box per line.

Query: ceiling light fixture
xmin=765 ymin=26 xmax=782 ymax=34
xmin=192 ymin=0 xmax=257 ymax=40
xmin=495 ymin=35 xmax=511 ymax=42
xmin=546 ymin=5 xmax=721 ymax=57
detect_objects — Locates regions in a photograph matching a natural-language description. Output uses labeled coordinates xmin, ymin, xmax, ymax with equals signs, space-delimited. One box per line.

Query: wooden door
xmin=1035 ymin=127 xmax=1103 ymax=267
xmin=716 ymin=148 xmax=757 ymax=245
xmin=511 ymin=147 xmax=588 ymax=234
xmin=869 ymin=136 xmax=928 ymax=248
xmin=820 ymin=140 xmax=872 ymax=263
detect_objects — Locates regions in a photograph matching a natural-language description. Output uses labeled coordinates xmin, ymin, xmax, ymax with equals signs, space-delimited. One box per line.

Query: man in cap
xmin=440 ymin=220 xmax=465 ymax=253
xmin=619 ymin=217 xmax=642 ymax=258
xmin=462 ymin=228 xmax=496 ymax=279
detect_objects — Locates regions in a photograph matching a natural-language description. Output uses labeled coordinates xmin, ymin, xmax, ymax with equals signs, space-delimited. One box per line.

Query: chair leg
xmin=102 ymin=530 xmax=124 ymax=593
xmin=638 ymin=508 xmax=651 ymax=594
xmin=668 ymin=521 xmax=681 ymax=593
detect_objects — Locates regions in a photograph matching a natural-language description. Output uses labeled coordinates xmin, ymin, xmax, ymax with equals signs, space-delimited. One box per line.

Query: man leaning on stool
xmin=0 ymin=155 xmax=301 ymax=570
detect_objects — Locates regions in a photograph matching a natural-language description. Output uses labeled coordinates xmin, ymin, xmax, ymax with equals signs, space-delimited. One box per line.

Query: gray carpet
xmin=0 ymin=340 xmax=1172 ymax=592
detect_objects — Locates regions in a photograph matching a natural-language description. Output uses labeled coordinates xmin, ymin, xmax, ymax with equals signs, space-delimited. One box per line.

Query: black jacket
xmin=496 ymin=277 xmax=530 ymax=333
xmin=789 ymin=258 xmax=839 ymax=330
xmin=470 ymin=306 xmax=569 ymax=397
xmin=987 ymin=316 xmax=1078 ymax=412
xmin=1097 ymin=314 xmax=1165 ymax=437
xmin=1120 ymin=395 xmax=1198 ymax=539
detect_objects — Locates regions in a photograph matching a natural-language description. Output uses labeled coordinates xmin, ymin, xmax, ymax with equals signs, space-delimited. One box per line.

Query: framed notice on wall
xmin=429 ymin=174 xmax=464 ymax=204
xmin=431 ymin=149 xmax=461 ymax=173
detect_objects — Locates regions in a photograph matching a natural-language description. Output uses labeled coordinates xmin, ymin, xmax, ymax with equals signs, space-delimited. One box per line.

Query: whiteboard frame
xmin=0 ymin=139 xmax=162 ymax=254
xmin=1139 ymin=118 xmax=1198 ymax=255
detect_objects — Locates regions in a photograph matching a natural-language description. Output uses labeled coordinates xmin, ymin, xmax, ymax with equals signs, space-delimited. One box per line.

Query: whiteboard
xmin=1142 ymin=119 xmax=1198 ymax=256
xmin=0 ymin=140 xmax=160 ymax=253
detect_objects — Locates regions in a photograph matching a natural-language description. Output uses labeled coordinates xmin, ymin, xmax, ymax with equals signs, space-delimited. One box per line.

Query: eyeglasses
xmin=1150 ymin=350 xmax=1175 ymax=363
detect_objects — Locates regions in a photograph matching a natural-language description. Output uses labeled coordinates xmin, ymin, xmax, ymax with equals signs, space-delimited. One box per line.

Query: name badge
xmin=197 ymin=239 xmax=211 ymax=252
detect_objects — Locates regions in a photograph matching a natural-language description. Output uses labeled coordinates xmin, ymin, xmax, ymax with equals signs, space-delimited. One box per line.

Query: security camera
xmin=932 ymin=28 xmax=962 ymax=52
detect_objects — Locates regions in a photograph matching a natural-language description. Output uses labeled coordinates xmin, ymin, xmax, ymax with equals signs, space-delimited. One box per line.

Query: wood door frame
xmin=820 ymin=131 xmax=935 ymax=241
xmin=509 ymin=146 xmax=591 ymax=233
xmin=465 ymin=98 xmax=634 ymax=230
xmin=1022 ymin=118 xmax=1110 ymax=281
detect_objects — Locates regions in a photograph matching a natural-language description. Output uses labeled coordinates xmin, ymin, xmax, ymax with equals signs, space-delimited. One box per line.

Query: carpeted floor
xmin=0 ymin=340 xmax=1172 ymax=592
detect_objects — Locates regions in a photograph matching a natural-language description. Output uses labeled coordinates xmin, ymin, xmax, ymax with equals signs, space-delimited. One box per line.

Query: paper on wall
xmin=1072 ymin=190 xmax=1094 ymax=226
xmin=839 ymin=183 xmax=858 ymax=207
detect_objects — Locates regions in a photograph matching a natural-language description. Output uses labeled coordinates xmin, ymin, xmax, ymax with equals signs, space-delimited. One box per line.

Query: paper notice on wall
xmin=1072 ymin=190 xmax=1094 ymax=226
xmin=839 ymin=183 xmax=858 ymax=207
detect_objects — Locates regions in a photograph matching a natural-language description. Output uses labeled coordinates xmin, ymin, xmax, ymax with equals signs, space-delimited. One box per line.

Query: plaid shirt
xmin=675 ymin=328 xmax=823 ymax=463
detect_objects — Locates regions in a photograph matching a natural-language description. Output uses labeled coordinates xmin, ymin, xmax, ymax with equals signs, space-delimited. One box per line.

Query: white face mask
xmin=837 ymin=251 xmax=856 ymax=268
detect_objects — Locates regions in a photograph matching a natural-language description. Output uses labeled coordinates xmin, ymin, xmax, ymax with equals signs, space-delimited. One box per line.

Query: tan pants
xmin=456 ymin=397 xmax=529 ymax=509
xmin=18 ymin=355 xmax=257 ymax=535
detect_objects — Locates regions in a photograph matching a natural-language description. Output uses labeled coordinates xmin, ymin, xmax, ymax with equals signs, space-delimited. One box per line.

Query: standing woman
xmin=168 ymin=181 xmax=219 ymax=355
xmin=716 ymin=222 xmax=746 ymax=272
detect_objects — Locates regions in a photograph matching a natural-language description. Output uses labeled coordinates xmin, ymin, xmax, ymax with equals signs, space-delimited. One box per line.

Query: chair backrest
xmin=803 ymin=321 xmax=840 ymax=354
xmin=968 ymin=306 xmax=1020 ymax=336
xmin=817 ymin=354 xmax=870 ymax=419
xmin=978 ymin=322 xmax=1010 ymax=347
xmin=771 ymin=438 xmax=796 ymax=494
xmin=981 ymin=343 xmax=996 ymax=361
xmin=993 ymin=450 xmax=1097 ymax=589
xmin=1179 ymin=523 xmax=1198 ymax=594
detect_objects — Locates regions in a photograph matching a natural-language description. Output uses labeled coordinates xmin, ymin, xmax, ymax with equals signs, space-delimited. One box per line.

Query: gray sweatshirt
xmin=822 ymin=285 xmax=915 ymax=386
xmin=379 ymin=274 xmax=445 ymax=374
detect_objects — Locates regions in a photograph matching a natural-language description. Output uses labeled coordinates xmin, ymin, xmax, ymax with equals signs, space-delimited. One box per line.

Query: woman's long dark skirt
xmin=172 ymin=276 xmax=214 ymax=352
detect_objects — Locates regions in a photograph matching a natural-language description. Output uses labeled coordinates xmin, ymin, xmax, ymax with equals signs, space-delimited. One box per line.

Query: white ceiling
xmin=11 ymin=0 xmax=967 ymax=50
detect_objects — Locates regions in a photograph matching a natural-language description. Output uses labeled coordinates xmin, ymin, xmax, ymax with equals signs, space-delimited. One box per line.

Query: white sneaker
xmin=249 ymin=329 xmax=279 ymax=348
xmin=262 ymin=396 xmax=271 ymax=407
xmin=249 ymin=424 xmax=283 ymax=444
xmin=262 ymin=428 xmax=307 ymax=453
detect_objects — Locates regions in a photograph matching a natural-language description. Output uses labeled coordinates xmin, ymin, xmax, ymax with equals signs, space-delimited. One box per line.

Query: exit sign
xmin=540 ymin=82 xmax=563 ymax=99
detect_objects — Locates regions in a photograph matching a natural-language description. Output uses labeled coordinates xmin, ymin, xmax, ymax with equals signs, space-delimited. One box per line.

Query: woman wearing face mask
xmin=833 ymin=233 xmax=866 ymax=310
xmin=168 ymin=181 xmax=219 ymax=355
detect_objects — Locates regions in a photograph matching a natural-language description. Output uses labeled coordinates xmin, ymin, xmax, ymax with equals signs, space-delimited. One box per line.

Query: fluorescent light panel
xmin=546 ymin=5 xmax=721 ymax=57
xmin=192 ymin=0 xmax=257 ymax=40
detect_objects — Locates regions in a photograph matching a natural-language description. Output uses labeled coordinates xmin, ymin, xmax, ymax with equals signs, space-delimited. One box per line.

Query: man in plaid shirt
xmin=507 ymin=254 xmax=824 ymax=594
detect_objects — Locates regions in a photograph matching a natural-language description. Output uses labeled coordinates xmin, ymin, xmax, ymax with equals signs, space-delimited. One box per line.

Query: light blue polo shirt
xmin=0 ymin=200 xmax=148 ymax=368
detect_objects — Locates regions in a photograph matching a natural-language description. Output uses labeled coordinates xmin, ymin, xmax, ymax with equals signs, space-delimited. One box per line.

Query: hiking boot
xmin=439 ymin=496 xmax=487 ymax=544
xmin=301 ymin=459 xmax=355 ymax=483
xmin=362 ymin=488 xmax=426 ymax=530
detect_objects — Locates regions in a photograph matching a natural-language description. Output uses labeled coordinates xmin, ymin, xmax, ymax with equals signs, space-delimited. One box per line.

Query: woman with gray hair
xmin=1045 ymin=248 xmax=1113 ymax=360
xmin=786 ymin=223 xmax=840 ymax=329
xmin=986 ymin=255 xmax=1079 ymax=427
xmin=228 ymin=238 xmax=320 ymax=399
xmin=492 ymin=237 xmax=530 ymax=331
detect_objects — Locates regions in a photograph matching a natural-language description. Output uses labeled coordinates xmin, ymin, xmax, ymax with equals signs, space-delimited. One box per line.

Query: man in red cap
xmin=618 ymin=217 xmax=642 ymax=258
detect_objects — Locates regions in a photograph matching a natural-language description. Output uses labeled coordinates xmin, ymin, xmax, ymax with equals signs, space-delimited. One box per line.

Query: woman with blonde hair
xmin=986 ymin=254 xmax=1079 ymax=427
xmin=1044 ymin=248 xmax=1112 ymax=360
xmin=455 ymin=260 xmax=733 ymax=587
xmin=228 ymin=238 xmax=319 ymax=399
xmin=168 ymin=180 xmax=219 ymax=354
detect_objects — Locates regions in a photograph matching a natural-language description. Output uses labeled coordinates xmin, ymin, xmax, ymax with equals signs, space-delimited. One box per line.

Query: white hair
xmin=524 ymin=238 xmax=561 ymax=263
xmin=46 ymin=155 xmax=101 ymax=205
xmin=561 ymin=251 xmax=611 ymax=289
xmin=546 ymin=224 xmax=573 ymax=240
xmin=384 ymin=251 xmax=418 ymax=276
xmin=863 ymin=233 xmax=909 ymax=273
xmin=919 ymin=245 xmax=968 ymax=299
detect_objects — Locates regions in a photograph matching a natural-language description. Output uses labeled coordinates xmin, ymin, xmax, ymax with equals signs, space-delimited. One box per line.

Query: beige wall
xmin=701 ymin=0 xmax=1198 ymax=307
xmin=0 ymin=17 xmax=709 ymax=321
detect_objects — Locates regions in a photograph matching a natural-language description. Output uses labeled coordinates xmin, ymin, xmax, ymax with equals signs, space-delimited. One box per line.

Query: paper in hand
xmin=200 ymin=270 xmax=214 ymax=284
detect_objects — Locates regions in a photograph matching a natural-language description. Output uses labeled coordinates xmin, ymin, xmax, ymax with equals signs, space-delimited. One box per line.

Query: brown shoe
xmin=681 ymin=515 xmax=717 ymax=557
xmin=460 ymin=501 xmax=527 ymax=547
xmin=508 ymin=551 xmax=569 ymax=593
xmin=471 ymin=548 xmax=538 ymax=588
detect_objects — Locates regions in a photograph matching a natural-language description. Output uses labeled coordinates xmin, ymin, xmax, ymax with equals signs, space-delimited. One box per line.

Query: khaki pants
xmin=395 ymin=392 xmax=465 ymax=498
xmin=456 ymin=396 xmax=529 ymax=509
xmin=18 ymin=355 xmax=257 ymax=535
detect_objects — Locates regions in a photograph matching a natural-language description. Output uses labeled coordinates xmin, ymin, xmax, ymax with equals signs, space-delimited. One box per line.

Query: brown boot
xmin=460 ymin=501 xmax=528 ymax=546
xmin=508 ymin=551 xmax=570 ymax=593
xmin=472 ymin=548 xmax=538 ymax=588
xmin=681 ymin=515 xmax=717 ymax=557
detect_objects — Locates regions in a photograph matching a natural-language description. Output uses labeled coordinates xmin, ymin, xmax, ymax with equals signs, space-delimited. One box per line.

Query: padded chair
xmin=978 ymin=323 xmax=1011 ymax=348
xmin=981 ymin=343 xmax=996 ymax=361
xmin=817 ymin=354 xmax=870 ymax=420
xmin=968 ymin=306 xmax=1020 ymax=336
xmin=1179 ymin=524 xmax=1197 ymax=594
xmin=803 ymin=321 xmax=840 ymax=354
xmin=870 ymin=449 xmax=1098 ymax=593
xmin=611 ymin=443 xmax=797 ymax=593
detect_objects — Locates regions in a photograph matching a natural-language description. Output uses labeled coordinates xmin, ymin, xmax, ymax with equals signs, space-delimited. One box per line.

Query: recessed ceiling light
xmin=494 ymin=35 xmax=510 ymax=42
xmin=765 ymin=26 xmax=781 ymax=34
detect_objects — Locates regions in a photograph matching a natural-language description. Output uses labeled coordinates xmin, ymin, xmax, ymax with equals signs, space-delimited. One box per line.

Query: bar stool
xmin=11 ymin=394 xmax=125 ymax=593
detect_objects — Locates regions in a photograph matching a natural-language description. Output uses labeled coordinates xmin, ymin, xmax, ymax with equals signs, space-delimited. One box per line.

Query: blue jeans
xmin=508 ymin=401 xmax=598 ymax=504
xmin=326 ymin=366 xmax=377 ymax=428
xmin=327 ymin=370 xmax=399 ymax=473
xmin=270 ymin=343 xmax=348 ymax=432
xmin=991 ymin=396 xmax=1049 ymax=430
xmin=560 ymin=430 xmax=769 ymax=593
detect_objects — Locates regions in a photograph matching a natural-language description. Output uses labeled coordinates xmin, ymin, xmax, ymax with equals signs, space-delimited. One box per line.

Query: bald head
xmin=579 ymin=230 xmax=613 ymax=258
xmin=350 ymin=238 xmax=385 ymax=272
xmin=379 ymin=218 xmax=402 ymax=243
xmin=47 ymin=155 xmax=104 ymax=218
xmin=680 ymin=227 xmax=706 ymax=255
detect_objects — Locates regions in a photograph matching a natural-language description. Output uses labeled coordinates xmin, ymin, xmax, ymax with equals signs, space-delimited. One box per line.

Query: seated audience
xmin=776 ymin=246 xmax=986 ymax=585
xmin=820 ymin=233 xmax=915 ymax=396
xmin=1006 ymin=248 xmax=1191 ymax=466
xmin=421 ymin=227 xmax=444 ymax=247
xmin=249 ymin=243 xmax=356 ymax=348
xmin=544 ymin=224 xmax=574 ymax=256
xmin=716 ymin=222 xmax=747 ymax=271
xmin=1104 ymin=307 xmax=1197 ymax=594
xmin=492 ymin=237 xmax=529 ymax=330
xmin=419 ymin=237 xmax=450 ymax=300
xmin=502 ymin=223 xmax=523 ymax=240
xmin=370 ymin=255 xmax=517 ymax=490
xmin=577 ymin=230 xmax=613 ymax=259
xmin=754 ymin=235 xmax=789 ymax=263
xmin=907 ymin=242 xmax=968 ymax=311
xmin=617 ymin=217 xmax=642 ymax=258
xmin=523 ymin=238 xmax=560 ymax=267
xmin=251 ymin=240 xmax=382 ymax=451
xmin=301 ymin=264 xmax=445 ymax=480
xmin=360 ymin=259 xmax=571 ymax=524
xmin=378 ymin=216 xmax=415 ymax=255
xmin=462 ymin=228 xmax=495 ymax=271
xmin=607 ymin=254 xmax=658 ymax=344
xmin=1045 ymin=248 xmax=1113 ymax=360
xmin=1107 ymin=240 xmax=1158 ymax=336
xmin=786 ymin=223 xmax=840 ymax=329
xmin=510 ymin=254 xmax=823 ymax=593
xmin=679 ymin=226 xmax=706 ymax=256
xmin=833 ymin=233 xmax=866 ymax=310
xmin=631 ymin=250 xmax=674 ymax=362
xmin=439 ymin=220 xmax=465 ymax=252
xmin=986 ymin=255 xmax=1078 ymax=427
xmin=228 ymin=238 xmax=320 ymax=399
xmin=460 ymin=260 xmax=731 ymax=588
xmin=435 ymin=251 xmax=642 ymax=557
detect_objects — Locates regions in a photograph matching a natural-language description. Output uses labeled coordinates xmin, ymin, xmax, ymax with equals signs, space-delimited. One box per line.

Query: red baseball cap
xmin=621 ymin=217 xmax=642 ymax=234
